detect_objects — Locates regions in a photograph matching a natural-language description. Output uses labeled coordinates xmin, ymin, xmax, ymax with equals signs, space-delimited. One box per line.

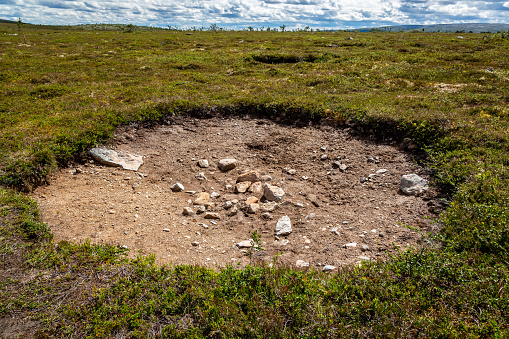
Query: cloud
xmin=1 ymin=0 xmax=508 ymax=29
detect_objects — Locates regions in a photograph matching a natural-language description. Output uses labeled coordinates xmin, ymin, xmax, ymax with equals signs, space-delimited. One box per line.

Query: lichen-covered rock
xmin=401 ymin=174 xmax=429 ymax=196
xmin=89 ymin=147 xmax=143 ymax=171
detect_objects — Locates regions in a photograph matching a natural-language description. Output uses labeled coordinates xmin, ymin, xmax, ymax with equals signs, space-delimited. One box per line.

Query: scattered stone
xmin=218 ymin=159 xmax=237 ymax=171
xmin=237 ymin=170 xmax=260 ymax=183
xmin=223 ymin=201 xmax=233 ymax=210
xmin=193 ymin=192 xmax=210 ymax=205
xmin=182 ymin=207 xmax=194 ymax=216
xmin=294 ymin=202 xmax=304 ymax=207
xmin=204 ymin=212 xmax=221 ymax=220
xmin=235 ymin=181 xmax=252 ymax=193
xmin=197 ymin=159 xmax=209 ymax=168
xmin=260 ymin=201 xmax=278 ymax=212
xmin=376 ymin=169 xmax=387 ymax=174
xmin=304 ymin=239 xmax=311 ymax=244
xmin=401 ymin=174 xmax=429 ymax=196
xmin=320 ymin=146 xmax=327 ymax=151
xmin=331 ymin=161 xmax=342 ymax=169
xmin=260 ymin=175 xmax=272 ymax=182
xmin=171 ymin=182 xmax=185 ymax=192
xmin=261 ymin=212 xmax=273 ymax=219
xmin=237 ymin=240 xmax=252 ymax=248
xmin=286 ymin=168 xmax=296 ymax=175
xmin=191 ymin=241 xmax=199 ymax=246
xmin=359 ymin=256 xmax=371 ymax=262
xmin=210 ymin=192 xmax=220 ymax=199
xmin=163 ymin=228 xmax=170 ymax=232
xmin=486 ymin=67 xmax=494 ymax=72
xmin=320 ymin=154 xmax=328 ymax=160
xmin=204 ymin=202 xmax=215 ymax=210
xmin=199 ymin=223 xmax=209 ymax=229
xmin=275 ymin=216 xmax=292 ymax=236
xmin=296 ymin=260 xmax=310 ymax=268
xmin=89 ymin=147 xmax=143 ymax=171
xmin=196 ymin=206 xmax=206 ymax=214
xmin=345 ymin=242 xmax=357 ymax=248
xmin=263 ymin=183 xmax=285 ymax=202
xmin=247 ymin=203 xmax=260 ymax=214
xmin=322 ymin=265 xmax=336 ymax=272
xmin=228 ymin=206 xmax=238 ymax=216
xmin=248 ymin=181 xmax=264 ymax=197
xmin=195 ymin=172 xmax=208 ymax=181
xmin=331 ymin=228 xmax=340 ymax=236
xmin=361 ymin=244 xmax=370 ymax=252
xmin=245 ymin=196 xmax=259 ymax=205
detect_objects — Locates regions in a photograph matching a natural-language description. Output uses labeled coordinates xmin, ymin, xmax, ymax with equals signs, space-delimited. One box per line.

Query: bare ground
xmin=31 ymin=116 xmax=441 ymax=270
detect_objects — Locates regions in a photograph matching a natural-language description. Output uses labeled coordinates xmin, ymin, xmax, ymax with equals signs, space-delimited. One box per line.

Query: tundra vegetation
xmin=0 ymin=22 xmax=508 ymax=337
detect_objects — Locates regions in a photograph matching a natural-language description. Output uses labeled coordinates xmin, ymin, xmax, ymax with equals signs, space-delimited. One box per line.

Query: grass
xmin=0 ymin=22 xmax=508 ymax=337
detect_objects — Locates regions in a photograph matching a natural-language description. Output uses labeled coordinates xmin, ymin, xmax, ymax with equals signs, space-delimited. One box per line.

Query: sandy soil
xmin=31 ymin=115 xmax=441 ymax=270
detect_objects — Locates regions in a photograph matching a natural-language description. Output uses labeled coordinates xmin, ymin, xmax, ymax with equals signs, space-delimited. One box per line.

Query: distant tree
xmin=248 ymin=26 xmax=254 ymax=32
xmin=280 ymin=24 xmax=286 ymax=32
xmin=267 ymin=26 xmax=271 ymax=32
xmin=209 ymin=23 xmax=219 ymax=32
xmin=124 ymin=24 xmax=135 ymax=33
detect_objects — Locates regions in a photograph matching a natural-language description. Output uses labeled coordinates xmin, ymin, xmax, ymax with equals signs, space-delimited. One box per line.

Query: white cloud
xmin=1 ymin=0 xmax=508 ymax=29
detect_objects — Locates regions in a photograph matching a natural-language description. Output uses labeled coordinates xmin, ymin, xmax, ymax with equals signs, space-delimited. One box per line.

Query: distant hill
xmin=0 ymin=19 xmax=17 ymax=24
xmin=358 ymin=23 xmax=509 ymax=33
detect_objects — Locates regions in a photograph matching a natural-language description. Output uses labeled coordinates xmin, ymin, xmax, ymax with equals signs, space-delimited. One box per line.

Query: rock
xmin=248 ymin=181 xmax=264 ymax=197
xmin=331 ymin=228 xmax=340 ymax=236
xmin=401 ymin=174 xmax=429 ymax=196
xmin=247 ymin=203 xmax=260 ymax=214
xmin=195 ymin=172 xmax=208 ymax=181
xmin=245 ymin=196 xmax=259 ymax=205
xmin=204 ymin=202 xmax=215 ymax=210
xmin=183 ymin=207 xmax=194 ymax=216
xmin=191 ymin=241 xmax=199 ymax=246
xmin=197 ymin=159 xmax=209 ymax=168
xmin=320 ymin=154 xmax=328 ymax=160
xmin=218 ymin=159 xmax=237 ymax=171
xmin=199 ymin=223 xmax=209 ymax=229
xmin=275 ymin=216 xmax=292 ymax=236
xmin=89 ymin=147 xmax=143 ymax=171
xmin=261 ymin=212 xmax=273 ymax=219
xmin=210 ymin=192 xmax=220 ymax=199
xmin=193 ymin=192 xmax=210 ymax=205
xmin=322 ymin=265 xmax=336 ymax=272
xmin=235 ymin=181 xmax=251 ymax=193
xmin=345 ymin=242 xmax=357 ymax=248
xmin=223 ymin=201 xmax=233 ymax=210
xmin=376 ymin=169 xmax=387 ymax=174
xmin=237 ymin=240 xmax=252 ymax=248
xmin=306 ymin=194 xmax=320 ymax=207
xmin=331 ymin=161 xmax=342 ymax=169
xmin=260 ymin=175 xmax=272 ymax=182
xmin=286 ymin=168 xmax=296 ymax=175
xmin=171 ymin=182 xmax=185 ymax=192
xmin=339 ymin=164 xmax=348 ymax=172
xmin=204 ymin=212 xmax=221 ymax=220
xmin=296 ymin=260 xmax=309 ymax=268
xmin=361 ymin=244 xmax=370 ymax=252
xmin=237 ymin=171 xmax=260 ymax=183
xmin=263 ymin=183 xmax=285 ymax=202
xmin=260 ymin=201 xmax=278 ymax=212
xmin=227 ymin=206 xmax=238 ymax=216
xmin=163 ymin=228 xmax=170 ymax=232
xmin=359 ymin=256 xmax=371 ymax=262
xmin=196 ymin=205 xmax=206 ymax=214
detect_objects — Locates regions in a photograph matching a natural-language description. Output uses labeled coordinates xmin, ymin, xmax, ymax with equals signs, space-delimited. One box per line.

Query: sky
xmin=1 ymin=0 xmax=508 ymax=30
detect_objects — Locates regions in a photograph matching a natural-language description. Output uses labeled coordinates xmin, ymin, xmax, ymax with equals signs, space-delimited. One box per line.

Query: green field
xmin=1 ymin=23 xmax=508 ymax=337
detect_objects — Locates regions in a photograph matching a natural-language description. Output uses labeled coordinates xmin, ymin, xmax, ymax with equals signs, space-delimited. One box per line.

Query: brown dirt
xmin=31 ymin=116 xmax=440 ymax=269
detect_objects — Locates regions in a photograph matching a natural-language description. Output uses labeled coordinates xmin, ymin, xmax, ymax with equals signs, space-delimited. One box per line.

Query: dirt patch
xmin=31 ymin=116 xmax=440 ymax=269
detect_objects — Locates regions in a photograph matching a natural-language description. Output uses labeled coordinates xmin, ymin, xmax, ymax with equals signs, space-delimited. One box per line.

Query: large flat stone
xmin=89 ymin=147 xmax=143 ymax=171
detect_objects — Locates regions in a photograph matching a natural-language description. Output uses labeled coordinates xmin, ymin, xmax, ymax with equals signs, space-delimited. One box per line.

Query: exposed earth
xmin=31 ymin=115 xmax=442 ymax=270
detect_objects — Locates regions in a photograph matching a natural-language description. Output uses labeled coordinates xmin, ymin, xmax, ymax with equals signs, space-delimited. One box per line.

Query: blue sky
xmin=1 ymin=0 xmax=508 ymax=29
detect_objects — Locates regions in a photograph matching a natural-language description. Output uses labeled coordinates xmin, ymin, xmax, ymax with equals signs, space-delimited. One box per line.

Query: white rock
xmin=260 ymin=201 xmax=278 ymax=212
xmin=89 ymin=147 xmax=143 ymax=171
xmin=296 ymin=260 xmax=309 ymax=268
xmin=210 ymin=192 xmax=220 ymax=199
xmin=218 ymin=159 xmax=237 ymax=171
xmin=322 ymin=265 xmax=336 ymax=272
xmin=345 ymin=242 xmax=357 ymax=248
xmin=197 ymin=159 xmax=209 ymax=168
xmin=263 ymin=183 xmax=285 ymax=202
xmin=275 ymin=216 xmax=292 ymax=236
xmin=401 ymin=174 xmax=429 ymax=196
xmin=237 ymin=240 xmax=252 ymax=248
xmin=170 ymin=182 xmax=185 ymax=192
xmin=235 ymin=181 xmax=251 ymax=193
xmin=376 ymin=169 xmax=387 ymax=174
